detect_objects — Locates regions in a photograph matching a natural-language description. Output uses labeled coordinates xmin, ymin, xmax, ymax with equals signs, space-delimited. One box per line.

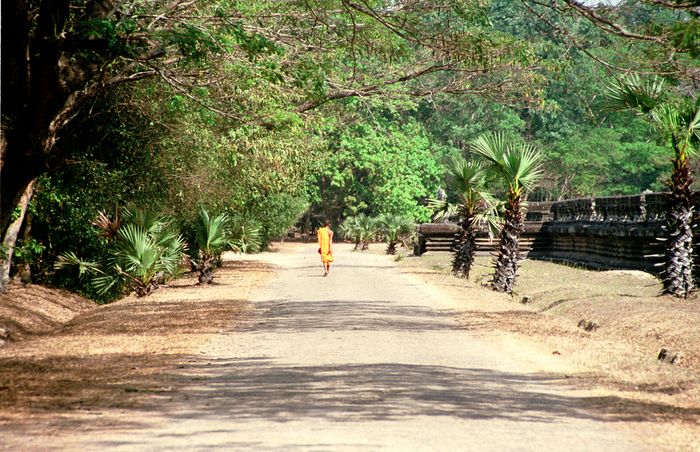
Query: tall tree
xmin=521 ymin=0 xmax=700 ymax=80
xmin=472 ymin=132 xmax=543 ymax=294
xmin=444 ymin=156 xmax=497 ymax=279
xmin=606 ymin=74 xmax=700 ymax=298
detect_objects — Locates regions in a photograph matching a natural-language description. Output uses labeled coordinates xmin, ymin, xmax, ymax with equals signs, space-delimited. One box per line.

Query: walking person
xmin=317 ymin=220 xmax=334 ymax=276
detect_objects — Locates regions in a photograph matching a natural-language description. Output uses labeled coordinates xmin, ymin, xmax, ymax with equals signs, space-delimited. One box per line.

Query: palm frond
xmin=91 ymin=210 xmax=121 ymax=241
xmin=471 ymin=133 xmax=543 ymax=195
xmin=502 ymin=143 xmax=544 ymax=192
xmin=91 ymin=273 xmax=124 ymax=296
xmin=447 ymin=156 xmax=486 ymax=195
xmin=604 ymin=74 xmax=665 ymax=114
xmin=228 ymin=216 xmax=262 ymax=253
xmin=122 ymin=207 xmax=167 ymax=234
xmin=54 ymin=251 xmax=104 ymax=277
xmin=195 ymin=208 xmax=230 ymax=254
xmin=470 ymin=132 xmax=508 ymax=166
xmin=425 ymin=198 xmax=457 ymax=223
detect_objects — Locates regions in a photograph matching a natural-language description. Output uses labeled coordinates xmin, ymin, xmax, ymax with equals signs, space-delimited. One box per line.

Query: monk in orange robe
xmin=317 ymin=220 xmax=334 ymax=276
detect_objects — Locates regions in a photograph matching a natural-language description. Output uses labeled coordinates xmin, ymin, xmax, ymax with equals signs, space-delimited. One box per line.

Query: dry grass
xmin=399 ymin=253 xmax=700 ymax=424
xmin=0 ymin=284 xmax=94 ymax=341
xmin=0 ymin=258 xmax=274 ymax=426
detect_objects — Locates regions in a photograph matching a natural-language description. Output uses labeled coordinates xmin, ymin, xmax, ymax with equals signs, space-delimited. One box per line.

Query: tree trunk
xmin=662 ymin=156 xmax=694 ymax=298
xmin=452 ymin=215 xmax=477 ymax=278
xmin=0 ymin=180 xmax=36 ymax=291
xmin=198 ymin=255 xmax=215 ymax=284
xmin=492 ymin=194 xmax=524 ymax=294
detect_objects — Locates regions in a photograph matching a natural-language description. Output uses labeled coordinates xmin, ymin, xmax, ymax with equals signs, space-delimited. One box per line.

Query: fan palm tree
xmin=378 ymin=214 xmax=415 ymax=255
xmin=339 ymin=215 xmax=362 ymax=250
xmin=56 ymin=209 xmax=186 ymax=298
xmin=340 ymin=214 xmax=378 ymax=251
xmin=605 ymin=75 xmax=700 ymax=298
xmin=356 ymin=214 xmax=379 ymax=250
xmin=193 ymin=208 xmax=232 ymax=284
xmin=471 ymin=133 xmax=543 ymax=294
xmin=445 ymin=156 xmax=499 ymax=279
xmin=228 ymin=215 xmax=262 ymax=254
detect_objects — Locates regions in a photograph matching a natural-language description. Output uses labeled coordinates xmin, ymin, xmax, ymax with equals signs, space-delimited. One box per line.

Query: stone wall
xmin=417 ymin=193 xmax=675 ymax=273
xmin=529 ymin=193 xmax=668 ymax=272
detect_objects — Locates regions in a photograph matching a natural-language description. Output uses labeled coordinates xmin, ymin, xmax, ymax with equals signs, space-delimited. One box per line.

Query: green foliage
xmin=544 ymin=126 xmax=668 ymax=196
xmin=55 ymin=210 xmax=186 ymax=300
xmin=194 ymin=208 xmax=232 ymax=258
xmin=606 ymin=75 xmax=700 ymax=161
xmin=605 ymin=74 xmax=666 ymax=115
xmin=445 ymin=155 xmax=501 ymax=236
xmin=339 ymin=214 xmax=379 ymax=251
xmin=670 ymin=18 xmax=700 ymax=58
xmin=377 ymin=214 xmax=416 ymax=255
xmin=12 ymin=238 xmax=46 ymax=268
xmin=191 ymin=207 xmax=258 ymax=284
xmin=228 ymin=216 xmax=262 ymax=254
xmin=471 ymin=133 xmax=543 ymax=197
xmin=315 ymin=104 xmax=443 ymax=223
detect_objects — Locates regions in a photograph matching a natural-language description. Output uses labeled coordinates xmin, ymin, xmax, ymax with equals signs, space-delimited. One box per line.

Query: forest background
xmin=2 ymin=0 xmax=698 ymax=301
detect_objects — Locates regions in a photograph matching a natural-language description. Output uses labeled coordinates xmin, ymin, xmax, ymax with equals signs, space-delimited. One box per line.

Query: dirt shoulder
xmin=0 ymin=284 xmax=95 ymax=343
xmin=0 ymin=257 xmax=274 ymax=429
xmin=398 ymin=252 xmax=700 ymax=447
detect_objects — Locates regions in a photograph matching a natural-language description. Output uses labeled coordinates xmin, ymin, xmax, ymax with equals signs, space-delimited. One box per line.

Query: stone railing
xmin=533 ymin=193 xmax=669 ymax=272
xmin=416 ymin=193 xmax=677 ymax=273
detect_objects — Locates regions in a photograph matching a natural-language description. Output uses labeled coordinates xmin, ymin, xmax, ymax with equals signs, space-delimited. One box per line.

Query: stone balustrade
xmin=416 ymin=192 xmax=688 ymax=274
xmin=534 ymin=194 xmax=667 ymax=272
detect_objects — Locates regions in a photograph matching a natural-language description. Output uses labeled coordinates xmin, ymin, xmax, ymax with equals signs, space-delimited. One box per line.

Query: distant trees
xmin=315 ymin=107 xmax=443 ymax=223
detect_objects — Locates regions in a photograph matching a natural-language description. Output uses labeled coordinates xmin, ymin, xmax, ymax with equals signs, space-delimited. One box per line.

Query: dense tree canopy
xmin=2 ymin=0 xmax=699 ymax=297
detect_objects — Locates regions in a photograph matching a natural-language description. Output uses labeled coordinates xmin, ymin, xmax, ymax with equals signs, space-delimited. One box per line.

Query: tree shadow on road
xmin=232 ymin=299 xmax=464 ymax=332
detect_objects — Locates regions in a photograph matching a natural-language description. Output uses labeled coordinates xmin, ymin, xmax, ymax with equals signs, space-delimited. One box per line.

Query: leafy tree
xmin=472 ymin=133 xmax=543 ymax=294
xmin=521 ymin=0 xmax=700 ymax=77
xmin=543 ymin=125 xmax=668 ymax=197
xmin=606 ymin=74 xmax=700 ymax=298
xmin=316 ymin=105 xmax=443 ymax=223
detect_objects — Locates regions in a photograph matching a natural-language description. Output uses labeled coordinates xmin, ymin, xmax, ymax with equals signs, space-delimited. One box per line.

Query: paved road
xmin=33 ymin=244 xmax=649 ymax=451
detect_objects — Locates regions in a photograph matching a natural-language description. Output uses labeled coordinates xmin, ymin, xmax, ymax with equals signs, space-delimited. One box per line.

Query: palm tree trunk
xmin=492 ymin=194 xmax=523 ymax=294
xmin=452 ymin=215 xmax=477 ymax=278
xmin=198 ymin=255 xmax=215 ymax=284
xmin=662 ymin=155 xmax=694 ymax=297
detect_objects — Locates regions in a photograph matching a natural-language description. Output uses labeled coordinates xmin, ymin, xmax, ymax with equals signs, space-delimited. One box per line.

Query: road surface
xmin=9 ymin=244 xmax=653 ymax=451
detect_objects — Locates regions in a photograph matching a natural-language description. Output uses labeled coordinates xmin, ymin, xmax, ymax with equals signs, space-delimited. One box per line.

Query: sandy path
xmin=9 ymin=244 xmax=655 ymax=451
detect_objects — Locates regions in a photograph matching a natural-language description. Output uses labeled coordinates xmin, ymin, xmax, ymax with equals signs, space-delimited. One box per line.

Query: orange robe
xmin=317 ymin=226 xmax=334 ymax=263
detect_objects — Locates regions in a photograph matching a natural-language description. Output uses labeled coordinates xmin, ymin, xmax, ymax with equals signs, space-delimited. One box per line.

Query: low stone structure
xmin=531 ymin=193 xmax=667 ymax=272
xmin=416 ymin=193 xmax=675 ymax=273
